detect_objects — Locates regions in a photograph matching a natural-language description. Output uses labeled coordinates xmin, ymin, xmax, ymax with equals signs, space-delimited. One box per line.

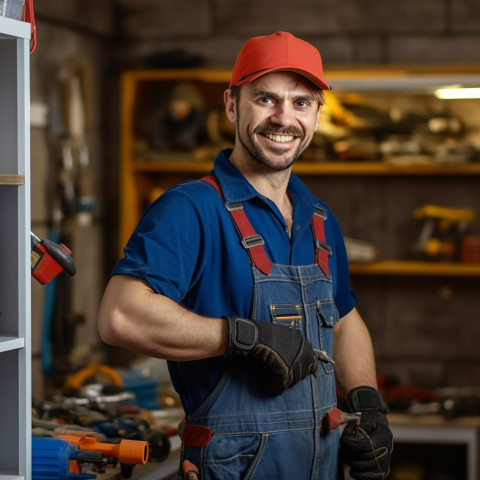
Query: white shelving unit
xmin=0 ymin=15 xmax=31 ymax=480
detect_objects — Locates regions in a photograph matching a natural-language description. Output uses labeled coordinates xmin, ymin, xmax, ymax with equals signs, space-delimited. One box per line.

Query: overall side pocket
xmin=202 ymin=433 xmax=269 ymax=480
xmin=316 ymin=299 xmax=339 ymax=374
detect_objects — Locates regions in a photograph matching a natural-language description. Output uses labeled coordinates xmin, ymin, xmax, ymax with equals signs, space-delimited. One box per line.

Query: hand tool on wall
xmin=58 ymin=56 xmax=97 ymax=223
xmin=42 ymin=56 xmax=97 ymax=386
xmin=413 ymin=204 xmax=475 ymax=261
xmin=31 ymin=232 xmax=76 ymax=285
xmin=32 ymin=225 xmax=76 ymax=376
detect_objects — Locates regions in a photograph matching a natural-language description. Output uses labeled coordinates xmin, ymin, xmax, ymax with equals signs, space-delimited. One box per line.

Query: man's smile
xmin=264 ymin=133 xmax=296 ymax=143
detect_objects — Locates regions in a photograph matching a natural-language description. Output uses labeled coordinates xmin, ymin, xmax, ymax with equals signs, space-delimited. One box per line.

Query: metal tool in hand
xmin=314 ymin=348 xmax=335 ymax=365
xmin=327 ymin=408 xmax=362 ymax=437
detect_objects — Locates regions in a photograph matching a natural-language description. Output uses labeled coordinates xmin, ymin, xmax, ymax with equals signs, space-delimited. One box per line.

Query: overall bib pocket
xmin=269 ymin=304 xmax=303 ymax=332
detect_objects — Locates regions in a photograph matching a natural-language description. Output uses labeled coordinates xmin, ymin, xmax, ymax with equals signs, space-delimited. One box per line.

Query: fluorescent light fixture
xmin=434 ymin=87 xmax=480 ymax=99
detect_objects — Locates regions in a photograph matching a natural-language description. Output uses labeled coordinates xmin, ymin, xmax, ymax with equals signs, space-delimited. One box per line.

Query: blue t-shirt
xmin=112 ymin=148 xmax=356 ymax=413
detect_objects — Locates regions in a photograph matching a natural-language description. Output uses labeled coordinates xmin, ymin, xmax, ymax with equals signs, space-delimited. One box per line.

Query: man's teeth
xmin=266 ymin=133 xmax=294 ymax=143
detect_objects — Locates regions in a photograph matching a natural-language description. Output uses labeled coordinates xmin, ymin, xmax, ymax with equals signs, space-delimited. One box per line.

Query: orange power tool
xmin=57 ymin=432 xmax=149 ymax=466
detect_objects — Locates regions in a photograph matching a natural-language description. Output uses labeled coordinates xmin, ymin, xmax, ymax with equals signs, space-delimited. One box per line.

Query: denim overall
xmin=180 ymin=178 xmax=340 ymax=479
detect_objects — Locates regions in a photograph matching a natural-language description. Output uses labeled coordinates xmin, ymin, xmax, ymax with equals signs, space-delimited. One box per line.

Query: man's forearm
xmin=333 ymin=307 xmax=378 ymax=394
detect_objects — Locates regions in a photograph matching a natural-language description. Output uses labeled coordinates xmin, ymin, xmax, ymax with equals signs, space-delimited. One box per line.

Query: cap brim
xmin=232 ymin=66 xmax=331 ymax=90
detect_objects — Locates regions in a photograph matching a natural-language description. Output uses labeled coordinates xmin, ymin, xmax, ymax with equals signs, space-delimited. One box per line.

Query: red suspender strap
xmin=201 ymin=175 xmax=272 ymax=275
xmin=312 ymin=205 xmax=331 ymax=276
xmin=201 ymin=175 xmax=224 ymax=199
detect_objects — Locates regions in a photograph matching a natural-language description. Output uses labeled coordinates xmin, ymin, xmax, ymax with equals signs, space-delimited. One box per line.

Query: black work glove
xmin=225 ymin=315 xmax=318 ymax=395
xmin=340 ymin=386 xmax=393 ymax=480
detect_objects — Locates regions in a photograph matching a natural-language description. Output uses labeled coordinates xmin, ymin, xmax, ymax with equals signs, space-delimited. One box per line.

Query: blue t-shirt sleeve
xmin=112 ymin=185 xmax=205 ymax=302
xmin=326 ymin=206 xmax=357 ymax=319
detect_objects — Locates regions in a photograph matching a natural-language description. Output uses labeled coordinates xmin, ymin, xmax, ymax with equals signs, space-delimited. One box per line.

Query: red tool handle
xmin=22 ymin=0 xmax=37 ymax=54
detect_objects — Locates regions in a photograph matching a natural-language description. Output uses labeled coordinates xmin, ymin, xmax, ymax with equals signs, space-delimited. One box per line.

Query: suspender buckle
xmin=315 ymin=239 xmax=332 ymax=255
xmin=242 ymin=234 xmax=265 ymax=249
xmin=226 ymin=202 xmax=243 ymax=211
xmin=314 ymin=205 xmax=327 ymax=219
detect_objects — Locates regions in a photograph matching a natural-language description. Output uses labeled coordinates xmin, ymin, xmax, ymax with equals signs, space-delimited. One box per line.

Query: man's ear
xmin=224 ymin=89 xmax=236 ymax=123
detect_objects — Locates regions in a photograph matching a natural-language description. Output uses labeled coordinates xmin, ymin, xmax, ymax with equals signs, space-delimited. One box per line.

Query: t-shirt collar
xmin=212 ymin=148 xmax=317 ymax=214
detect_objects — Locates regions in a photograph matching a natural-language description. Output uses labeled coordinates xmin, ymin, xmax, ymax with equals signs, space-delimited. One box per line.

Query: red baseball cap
xmin=229 ymin=31 xmax=331 ymax=90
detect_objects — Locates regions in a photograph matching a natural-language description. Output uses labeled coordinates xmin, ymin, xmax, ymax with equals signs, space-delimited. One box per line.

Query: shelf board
xmin=133 ymin=160 xmax=212 ymax=173
xmin=0 ymin=174 xmax=25 ymax=185
xmin=0 ymin=336 xmax=25 ymax=353
xmin=130 ymin=159 xmax=480 ymax=176
xmin=0 ymin=16 xmax=30 ymax=39
xmin=123 ymin=68 xmax=232 ymax=83
xmin=349 ymin=260 xmax=480 ymax=276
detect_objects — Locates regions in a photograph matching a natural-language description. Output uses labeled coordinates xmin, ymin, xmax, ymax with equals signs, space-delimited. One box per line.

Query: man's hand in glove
xmin=225 ymin=315 xmax=318 ymax=395
xmin=340 ymin=386 xmax=393 ymax=480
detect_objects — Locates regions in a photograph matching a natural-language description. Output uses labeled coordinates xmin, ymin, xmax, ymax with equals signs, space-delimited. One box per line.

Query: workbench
xmin=389 ymin=413 xmax=480 ymax=480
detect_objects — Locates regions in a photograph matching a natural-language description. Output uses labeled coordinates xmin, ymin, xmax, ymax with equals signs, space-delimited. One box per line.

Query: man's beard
xmin=237 ymin=117 xmax=311 ymax=172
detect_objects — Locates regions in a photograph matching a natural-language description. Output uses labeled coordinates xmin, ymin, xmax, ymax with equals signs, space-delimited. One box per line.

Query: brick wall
xmin=112 ymin=0 xmax=480 ymax=67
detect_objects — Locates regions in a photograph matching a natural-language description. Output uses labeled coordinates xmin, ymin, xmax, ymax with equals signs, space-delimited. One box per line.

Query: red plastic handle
xmin=22 ymin=0 xmax=37 ymax=54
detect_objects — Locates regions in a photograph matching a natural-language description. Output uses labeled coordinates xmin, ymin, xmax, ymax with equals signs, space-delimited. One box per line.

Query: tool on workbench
xmin=32 ymin=437 xmax=99 ymax=480
xmin=326 ymin=407 xmax=362 ymax=437
xmin=33 ymin=397 xmax=172 ymax=465
xmin=93 ymin=416 xmax=171 ymax=463
xmin=56 ymin=432 xmax=149 ymax=465
xmin=32 ymin=433 xmax=148 ymax=480
xmin=413 ymin=204 xmax=475 ymax=261
xmin=63 ymin=363 xmax=124 ymax=393
xmin=59 ymin=432 xmax=148 ymax=480
xmin=31 ymin=232 xmax=76 ymax=285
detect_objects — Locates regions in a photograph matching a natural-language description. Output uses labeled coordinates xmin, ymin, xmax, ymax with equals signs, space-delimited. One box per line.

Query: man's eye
xmin=259 ymin=97 xmax=272 ymax=104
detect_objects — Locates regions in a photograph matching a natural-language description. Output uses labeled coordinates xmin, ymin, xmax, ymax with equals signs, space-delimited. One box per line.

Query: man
xmin=98 ymin=31 xmax=393 ymax=479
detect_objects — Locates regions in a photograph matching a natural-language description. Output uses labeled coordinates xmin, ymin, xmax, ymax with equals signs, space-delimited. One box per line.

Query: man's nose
xmin=270 ymin=102 xmax=295 ymax=125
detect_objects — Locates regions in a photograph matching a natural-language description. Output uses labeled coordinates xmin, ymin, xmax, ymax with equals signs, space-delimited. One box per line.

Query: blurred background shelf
xmin=349 ymin=260 xmax=480 ymax=277
xmin=130 ymin=159 xmax=480 ymax=176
